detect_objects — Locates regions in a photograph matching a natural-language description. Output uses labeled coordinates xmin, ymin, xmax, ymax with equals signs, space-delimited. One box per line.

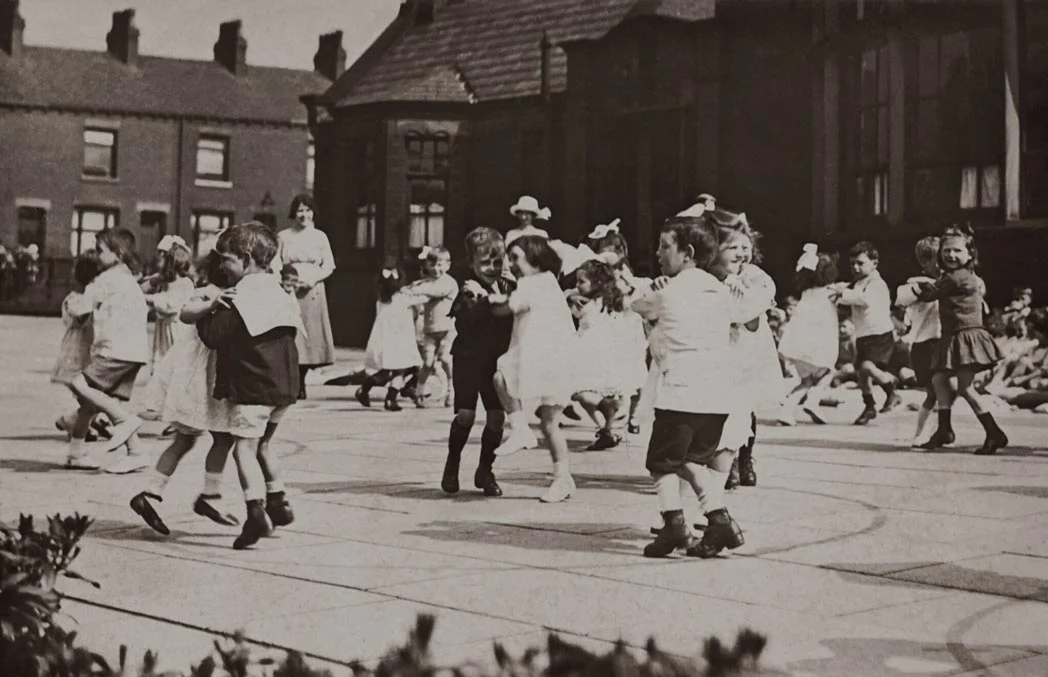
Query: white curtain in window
xmin=873 ymin=173 xmax=888 ymax=215
xmin=70 ymin=209 xmax=112 ymax=255
xmin=980 ymin=165 xmax=1001 ymax=208
xmin=409 ymin=204 xmax=426 ymax=248
xmin=427 ymin=206 xmax=444 ymax=246
xmin=355 ymin=205 xmax=374 ymax=249
xmin=960 ymin=166 xmax=979 ymax=209
xmin=194 ymin=214 xmax=227 ymax=255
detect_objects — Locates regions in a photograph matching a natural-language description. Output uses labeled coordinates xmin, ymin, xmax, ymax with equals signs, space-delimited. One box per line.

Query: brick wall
xmin=0 ymin=107 xmax=312 ymax=311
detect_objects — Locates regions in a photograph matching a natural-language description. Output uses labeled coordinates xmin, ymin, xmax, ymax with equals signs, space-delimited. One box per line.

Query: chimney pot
xmin=314 ymin=30 xmax=346 ymax=81
xmin=415 ymin=0 xmax=435 ymax=25
xmin=214 ymin=20 xmax=248 ymax=75
xmin=0 ymin=0 xmax=25 ymax=58
xmin=106 ymin=9 xmax=139 ymax=65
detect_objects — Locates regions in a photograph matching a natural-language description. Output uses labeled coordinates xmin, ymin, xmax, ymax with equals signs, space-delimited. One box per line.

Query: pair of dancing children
xmin=778 ymin=228 xmax=1007 ymax=454
xmin=432 ymin=224 xmax=647 ymax=503
xmin=356 ymin=247 xmax=458 ymax=411
xmin=129 ymin=222 xmax=305 ymax=550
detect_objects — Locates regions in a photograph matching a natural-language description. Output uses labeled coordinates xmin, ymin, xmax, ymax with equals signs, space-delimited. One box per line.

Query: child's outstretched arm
xmin=64 ymin=280 xmax=101 ymax=318
xmin=180 ymin=290 xmax=221 ymax=323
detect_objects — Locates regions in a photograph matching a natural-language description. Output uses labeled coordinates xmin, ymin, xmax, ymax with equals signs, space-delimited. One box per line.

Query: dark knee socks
xmin=448 ymin=418 xmax=470 ymax=461
xmin=479 ymin=425 xmax=501 ymax=472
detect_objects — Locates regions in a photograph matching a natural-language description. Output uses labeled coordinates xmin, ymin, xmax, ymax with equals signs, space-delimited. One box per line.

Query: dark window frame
xmin=195 ymin=135 xmax=231 ymax=182
xmin=351 ymin=138 xmax=380 ymax=251
xmin=16 ymin=206 xmax=47 ymax=249
xmin=82 ymin=128 xmax=118 ymax=179
xmin=71 ymin=206 xmax=119 ymax=256
xmin=404 ymin=131 xmax=449 ymax=249
xmin=190 ymin=210 xmax=234 ymax=255
xmin=907 ymin=27 xmax=1004 ymax=222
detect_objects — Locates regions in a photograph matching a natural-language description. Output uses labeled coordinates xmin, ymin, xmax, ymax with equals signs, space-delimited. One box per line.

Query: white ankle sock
xmin=148 ymin=470 xmax=171 ymax=497
xmin=265 ymin=480 xmax=284 ymax=493
xmin=553 ymin=461 xmax=570 ymax=478
xmin=202 ymin=472 xmax=223 ymax=496
xmin=655 ymin=474 xmax=683 ymax=512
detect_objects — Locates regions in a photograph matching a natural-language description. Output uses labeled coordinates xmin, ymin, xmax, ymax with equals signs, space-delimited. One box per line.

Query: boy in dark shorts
xmin=441 ymin=227 xmax=516 ymax=497
xmin=833 ymin=242 xmax=901 ymax=425
xmin=197 ymin=223 xmax=301 ymax=549
xmin=896 ymin=236 xmax=942 ymax=446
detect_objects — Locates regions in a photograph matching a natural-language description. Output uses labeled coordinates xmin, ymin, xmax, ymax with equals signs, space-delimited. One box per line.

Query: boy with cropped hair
xmin=197 ymin=222 xmax=302 ymax=549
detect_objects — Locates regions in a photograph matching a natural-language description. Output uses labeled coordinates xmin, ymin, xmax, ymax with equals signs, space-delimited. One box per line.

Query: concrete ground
xmin=1 ymin=315 xmax=1047 ymax=676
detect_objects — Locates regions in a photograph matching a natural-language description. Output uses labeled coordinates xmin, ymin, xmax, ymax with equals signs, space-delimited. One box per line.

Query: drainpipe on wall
xmin=174 ymin=117 xmax=185 ymax=240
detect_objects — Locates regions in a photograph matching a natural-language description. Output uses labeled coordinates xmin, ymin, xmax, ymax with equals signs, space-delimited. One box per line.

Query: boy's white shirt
xmin=67 ymin=264 xmax=149 ymax=363
xmin=232 ymin=273 xmax=306 ymax=338
xmin=631 ymin=267 xmax=743 ymax=414
xmin=896 ymin=276 xmax=941 ymax=344
xmin=836 ymin=270 xmax=894 ymax=338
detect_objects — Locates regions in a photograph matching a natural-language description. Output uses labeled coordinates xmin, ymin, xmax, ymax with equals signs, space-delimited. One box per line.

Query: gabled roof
xmin=0 ymin=46 xmax=330 ymax=124
xmin=325 ymin=0 xmax=715 ymax=109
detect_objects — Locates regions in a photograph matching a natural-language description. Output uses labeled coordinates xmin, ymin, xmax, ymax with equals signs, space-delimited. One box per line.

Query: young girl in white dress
xmin=569 ymin=258 xmax=648 ymax=450
xmin=143 ymin=238 xmax=195 ymax=369
xmin=488 ymin=235 xmax=580 ymax=503
xmin=129 ymin=251 xmax=240 ymax=536
xmin=581 ymin=221 xmax=650 ymax=435
xmin=356 ymin=266 xmax=426 ymax=411
xmin=776 ymin=245 xmax=841 ymax=426
xmin=721 ymin=221 xmax=783 ymax=489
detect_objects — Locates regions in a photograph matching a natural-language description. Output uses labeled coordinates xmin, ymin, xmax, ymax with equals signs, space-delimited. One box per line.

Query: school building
xmin=310 ymin=0 xmax=1047 ymax=347
xmin=0 ymin=1 xmax=342 ymax=310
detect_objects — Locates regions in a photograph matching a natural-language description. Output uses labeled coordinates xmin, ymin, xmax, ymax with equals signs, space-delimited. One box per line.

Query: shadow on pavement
xmin=402 ymin=519 xmax=648 ymax=555
xmin=823 ymin=561 xmax=1048 ymax=601
xmin=501 ymin=471 xmax=654 ymax=495
xmin=786 ymin=636 xmax=1048 ymax=677
xmin=768 ymin=437 xmax=1047 ymax=456
xmin=973 ymin=485 xmax=1048 ymax=499
xmin=0 ymin=457 xmax=70 ymax=472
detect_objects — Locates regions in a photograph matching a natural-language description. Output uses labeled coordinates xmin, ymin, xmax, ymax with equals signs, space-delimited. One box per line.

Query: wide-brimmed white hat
xmin=509 ymin=195 xmax=543 ymax=217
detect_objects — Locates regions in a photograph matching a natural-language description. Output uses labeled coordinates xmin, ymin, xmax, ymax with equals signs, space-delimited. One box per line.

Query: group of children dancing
xmin=53 ymin=223 xmax=305 ymax=549
xmin=50 ymin=187 xmax=1013 ymax=556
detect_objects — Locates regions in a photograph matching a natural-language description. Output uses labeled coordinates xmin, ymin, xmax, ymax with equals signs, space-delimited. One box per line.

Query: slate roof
xmin=325 ymin=0 xmax=715 ymax=108
xmin=0 ymin=46 xmax=330 ymax=124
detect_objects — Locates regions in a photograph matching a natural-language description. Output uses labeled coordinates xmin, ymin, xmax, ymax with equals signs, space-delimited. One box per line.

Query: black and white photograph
xmin=1 ymin=0 xmax=1047 ymax=674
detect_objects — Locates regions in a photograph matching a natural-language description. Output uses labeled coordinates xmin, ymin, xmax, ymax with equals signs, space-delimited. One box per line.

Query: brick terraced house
xmin=312 ymin=0 xmax=1047 ymax=348
xmin=0 ymin=1 xmax=344 ymax=310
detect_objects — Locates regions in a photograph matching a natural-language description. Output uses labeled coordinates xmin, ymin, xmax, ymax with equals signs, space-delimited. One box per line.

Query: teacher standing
xmin=278 ymin=193 xmax=336 ymax=398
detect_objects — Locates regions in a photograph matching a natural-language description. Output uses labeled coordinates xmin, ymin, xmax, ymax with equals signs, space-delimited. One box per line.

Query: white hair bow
xmin=418 ymin=246 xmax=433 ymax=261
xmin=538 ymin=207 xmax=552 ymax=221
xmin=588 ymin=219 xmax=621 ymax=240
xmin=381 ymin=268 xmax=398 ymax=279
xmin=157 ymin=235 xmax=188 ymax=253
xmin=796 ymin=243 xmax=819 ymax=272
xmin=677 ymin=193 xmax=717 ymax=218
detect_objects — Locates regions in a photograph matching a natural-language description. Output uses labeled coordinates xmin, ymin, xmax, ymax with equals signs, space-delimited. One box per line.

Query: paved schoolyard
xmin=2 ymin=315 xmax=1048 ymax=676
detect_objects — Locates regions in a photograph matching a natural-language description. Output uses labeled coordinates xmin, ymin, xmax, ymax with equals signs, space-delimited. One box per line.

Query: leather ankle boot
xmin=686 ymin=508 xmax=744 ymax=558
xmin=442 ymin=454 xmax=461 ymax=494
xmin=725 ymin=459 xmax=740 ymax=490
xmin=643 ymin=510 xmax=689 ymax=558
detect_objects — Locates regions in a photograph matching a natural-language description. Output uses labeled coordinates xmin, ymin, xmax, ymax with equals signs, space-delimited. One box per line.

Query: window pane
xmin=426 ymin=212 xmax=444 ymax=247
xmin=940 ymin=32 xmax=970 ymax=93
xmin=855 ymin=176 xmax=866 ymax=218
xmin=917 ymin=100 xmax=940 ymax=161
xmin=960 ymin=166 xmax=979 ymax=209
xmin=194 ymin=213 xmax=229 ymax=255
xmin=918 ymin=36 xmax=939 ymax=97
xmin=83 ymin=146 xmax=113 ymax=175
xmin=196 ymin=138 xmax=228 ymax=178
xmin=409 ymin=213 xmax=426 ymax=248
xmin=874 ymin=172 xmax=888 ymax=215
xmin=84 ymin=129 xmax=114 ymax=147
xmin=980 ymin=164 xmax=1001 ymax=208
xmin=861 ymin=49 xmax=878 ymax=105
xmin=80 ymin=210 xmax=109 ymax=233
xmin=877 ymin=46 xmax=889 ymax=103
xmin=860 ymin=109 xmax=878 ymax=167
xmin=877 ymin=106 xmax=889 ymax=164
xmin=17 ymin=207 xmax=46 ymax=248
xmin=355 ymin=204 xmax=375 ymax=249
